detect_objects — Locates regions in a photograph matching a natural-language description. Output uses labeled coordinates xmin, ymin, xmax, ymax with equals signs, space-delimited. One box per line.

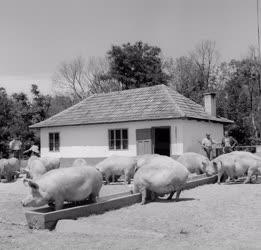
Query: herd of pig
xmin=1 ymin=150 xmax=261 ymax=210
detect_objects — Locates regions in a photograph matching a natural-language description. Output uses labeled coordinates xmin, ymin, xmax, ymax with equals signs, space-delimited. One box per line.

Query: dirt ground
xmin=0 ymin=177 xmax=261 ymax=250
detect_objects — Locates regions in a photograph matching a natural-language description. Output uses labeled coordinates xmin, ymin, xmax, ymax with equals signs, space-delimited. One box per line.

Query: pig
xmin=22 ymin=165 xmax=103 ymax=210
xmin=134 ymin=154 xmax=161 ymax=172
xmin=25 ymin=156 xmax=60 ymax=179
xmin=234 ymin=157 xmax=260 ymax=184
xmin=40 ymin=157 xmax=60 ymax=171
xmin=25 ymin=159 xmax=46 ymax=179
xmin=210 ymin=151 xmax=261 ymax=184
xmin=72 ymin=158 xmax=88 ymax=167
xmin=95 ymin=155 xmax=137 ymax=184
xmin=1 ymin=158 xmax=20 ymax=181
xmin=177 ymin=152 xmax=211 ymax=176
xmin=133 ymin=155 xmax=189 ymax=205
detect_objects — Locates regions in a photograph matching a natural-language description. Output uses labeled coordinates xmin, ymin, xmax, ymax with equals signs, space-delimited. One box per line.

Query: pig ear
xmin=28 ymin=180 xmax=39 ymax=190
xmin=23 ymin=178 xmax=30 ymax=186
xmin=212 ymin=161 xmax=218 ymax=171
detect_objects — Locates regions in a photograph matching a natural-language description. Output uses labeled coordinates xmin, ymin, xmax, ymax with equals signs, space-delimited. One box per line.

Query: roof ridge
xmin=163 ymin=86 xmax=186 ymax=117
xmin=88 ymin=84 xmax=165 ymax=98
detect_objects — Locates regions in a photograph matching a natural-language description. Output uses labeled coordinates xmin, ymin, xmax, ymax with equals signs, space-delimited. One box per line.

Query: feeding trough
xmin=184 ymin=174 xmax=218 ymax=190
xmin=25 ymin=174 xmax=218 ymax=230
xmin=25 ymin=191 xmax=141 ymax=230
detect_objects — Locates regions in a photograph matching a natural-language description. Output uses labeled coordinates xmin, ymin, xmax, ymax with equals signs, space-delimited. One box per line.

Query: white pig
xmin=96 ymin=155 xmax=137 ymax=184
xmin=25 ymin=156 xmax=60 ymax=179
xmin=133 ymin=155 xmax=189 ymax=205
xmin=22 ymin=165 xmax=103 ymax=210
xmin=177 ymin=152 xmax=211 ymax=175
xmin=210 ymin=151 xmax=261 ymax=184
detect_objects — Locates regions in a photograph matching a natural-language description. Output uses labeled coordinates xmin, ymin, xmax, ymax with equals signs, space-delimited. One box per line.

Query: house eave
xmin=30 ymin=116 xmax=233 ymax=129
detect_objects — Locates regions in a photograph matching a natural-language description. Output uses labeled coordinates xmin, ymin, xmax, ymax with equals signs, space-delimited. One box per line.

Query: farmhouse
xmin=31 ymin=85 xmax=232 ymax=165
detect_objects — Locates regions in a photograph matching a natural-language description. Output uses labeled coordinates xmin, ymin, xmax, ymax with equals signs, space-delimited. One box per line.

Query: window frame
xmin=49 ymin=132 xmax=60 ymax=152
xmin=108 ymin=128 xmax=128 ymax=151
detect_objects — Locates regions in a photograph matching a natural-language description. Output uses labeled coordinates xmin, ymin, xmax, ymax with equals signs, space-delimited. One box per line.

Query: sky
xmin=0 ymin=0 xmax=259 ymax=95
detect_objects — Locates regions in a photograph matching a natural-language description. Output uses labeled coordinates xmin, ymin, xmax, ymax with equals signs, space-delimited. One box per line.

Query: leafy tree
xmin=107 ymin=41 xmax=169 ymax=89
xmin=221 ymin=58 xmax=261 ymax=144
xmin=30 ymin=84 xmax=51 ymax=124
xmin=0 ymin=84 xmax=53 ymax=157
xmin=0 ymin=88 xmax=13 ymax=157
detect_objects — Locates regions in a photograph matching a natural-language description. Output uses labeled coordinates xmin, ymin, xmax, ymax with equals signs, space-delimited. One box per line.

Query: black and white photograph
xmin=0 ymin=0 xmax=261 ymax=249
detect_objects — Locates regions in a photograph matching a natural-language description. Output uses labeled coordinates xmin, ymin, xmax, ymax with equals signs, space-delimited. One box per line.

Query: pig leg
xmin=244 ymin=169 xmax=254 ymax=184
xmin=150 ymin=191 xmax=158 ymax=201
xmin=226 ymin=175 xmax=234 ymax=183
xmin=195 ymin=169 xmax=201 ymax=175
xmin=89 ymin=193 xmax=97 ymax=203
xmin=104 ymin=174 xmax=110 ymax=185
xmin=217 ymin=170 xmax=224 ymax=184
xmin=244 ymin=176 xmax=251 ymax=184
xmin=255 ymin=173 xmax=259 ymax=182
xmin=124 ymin=171 xmax=131 ymax=185
xmin=167 ymin=191 xmax=176 ymax=200
xmin=175 ymin=190 xmax=182 ymax=201
xmin=140 ymin=187 xmax=147 ymax=205
xmin=54 ymin=198 xmax=64 ymax=210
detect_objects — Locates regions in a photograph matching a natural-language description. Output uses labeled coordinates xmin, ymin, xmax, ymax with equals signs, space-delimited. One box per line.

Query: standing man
xmin=9 ymin=134 xmax=22 ymax=159
xmin=23 ymin=142 xmax=40 ymax=157
xmin=201 ymin=133 xmax=216 ymax=160
xmin=221 ymin=131 xmax=237 ymax=154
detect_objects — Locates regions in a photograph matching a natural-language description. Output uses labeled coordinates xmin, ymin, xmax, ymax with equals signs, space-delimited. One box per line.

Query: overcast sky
xmin=0 ymin=0 xmax=259 ymax=95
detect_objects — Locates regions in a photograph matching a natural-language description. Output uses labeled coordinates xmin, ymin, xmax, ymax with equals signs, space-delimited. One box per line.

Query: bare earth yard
xmin=0 ymin=178 xmax=261 ymax=250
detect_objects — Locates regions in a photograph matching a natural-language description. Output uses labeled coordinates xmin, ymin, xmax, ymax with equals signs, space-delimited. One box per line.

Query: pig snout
xmin=21 ymin=195 xmax=48 ymax=208
xmin=21 ymin=196 xmax=33 ymax=207
xmin=205 ymin=163 xmax=217 ymax=176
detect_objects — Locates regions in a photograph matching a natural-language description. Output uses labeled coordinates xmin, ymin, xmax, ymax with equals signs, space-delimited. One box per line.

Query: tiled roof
xmin=30 ymin=85 xmax=233 ymax=128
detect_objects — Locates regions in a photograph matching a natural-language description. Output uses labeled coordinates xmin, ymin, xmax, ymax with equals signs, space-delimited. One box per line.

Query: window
xmin=49 ymin=132 xmax=60 ymax=152
xmin=108 ymin=129 xmax=128 ymax=150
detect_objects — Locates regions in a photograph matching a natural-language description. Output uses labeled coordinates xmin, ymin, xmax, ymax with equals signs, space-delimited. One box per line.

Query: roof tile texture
xmin=31 ymin=85 xmax=232 ymax=128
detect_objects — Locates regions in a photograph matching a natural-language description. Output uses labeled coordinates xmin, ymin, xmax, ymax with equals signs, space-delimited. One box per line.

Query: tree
xmin=221 ymin=58 xmax=260 ymax=144
xmin=164 ymin=56 xmax=199 ymax=101
xmin=166 ymin=40 xmax=220 ymax=105
xmin=52 ymin=56 xmax=118 ymax=100
xmin=107 ymin=41 xmax=169 ymax=89
xmin=30 ymin=84 xmax=51 ymax=124
xmin=0 ymin=88 xmax=13 ymax=157
xmin=48 ymin=95 xmax=75 ymax=116
xmin=190 ymin=40 xmax=220 ymax=91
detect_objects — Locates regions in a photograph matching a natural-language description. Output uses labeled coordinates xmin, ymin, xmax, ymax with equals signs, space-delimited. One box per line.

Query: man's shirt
xmin=202 ymin=138 xmax=213 ymax=148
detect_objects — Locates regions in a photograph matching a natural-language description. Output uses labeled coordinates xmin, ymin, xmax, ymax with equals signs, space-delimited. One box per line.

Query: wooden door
xmin=136 ymin=128 xmax=152 ymax=155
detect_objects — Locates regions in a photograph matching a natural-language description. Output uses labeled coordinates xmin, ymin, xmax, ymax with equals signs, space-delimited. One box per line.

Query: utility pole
xmin=257 ymin=0 xmax=261 ymax=139
xmin=257 ymin=0 xmax=261 ymax=94
xmin=257 ymin=0 xmax=261 ymax=59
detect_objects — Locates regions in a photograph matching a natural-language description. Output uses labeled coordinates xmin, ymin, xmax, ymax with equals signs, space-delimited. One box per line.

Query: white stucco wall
xmin=40 ymin=119 xmax=184 ymax=158
xmin=40 ymin=119 xmax=224 ymax=159
xmin=182 ymin=120 xmax=224 ymax=154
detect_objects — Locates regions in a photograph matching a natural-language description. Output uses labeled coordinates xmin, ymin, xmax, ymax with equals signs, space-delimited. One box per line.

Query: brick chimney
xmin=203 ymin=92 xmax=216 ymax=117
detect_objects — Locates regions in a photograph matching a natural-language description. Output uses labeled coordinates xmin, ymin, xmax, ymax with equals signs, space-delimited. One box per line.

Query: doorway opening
xmin=153 ymin=127 xmax=170 ymax=156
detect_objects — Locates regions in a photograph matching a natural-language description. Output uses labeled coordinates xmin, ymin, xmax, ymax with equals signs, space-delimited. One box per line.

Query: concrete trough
xmin=25 ymin=174 xmax=218 ymax=230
